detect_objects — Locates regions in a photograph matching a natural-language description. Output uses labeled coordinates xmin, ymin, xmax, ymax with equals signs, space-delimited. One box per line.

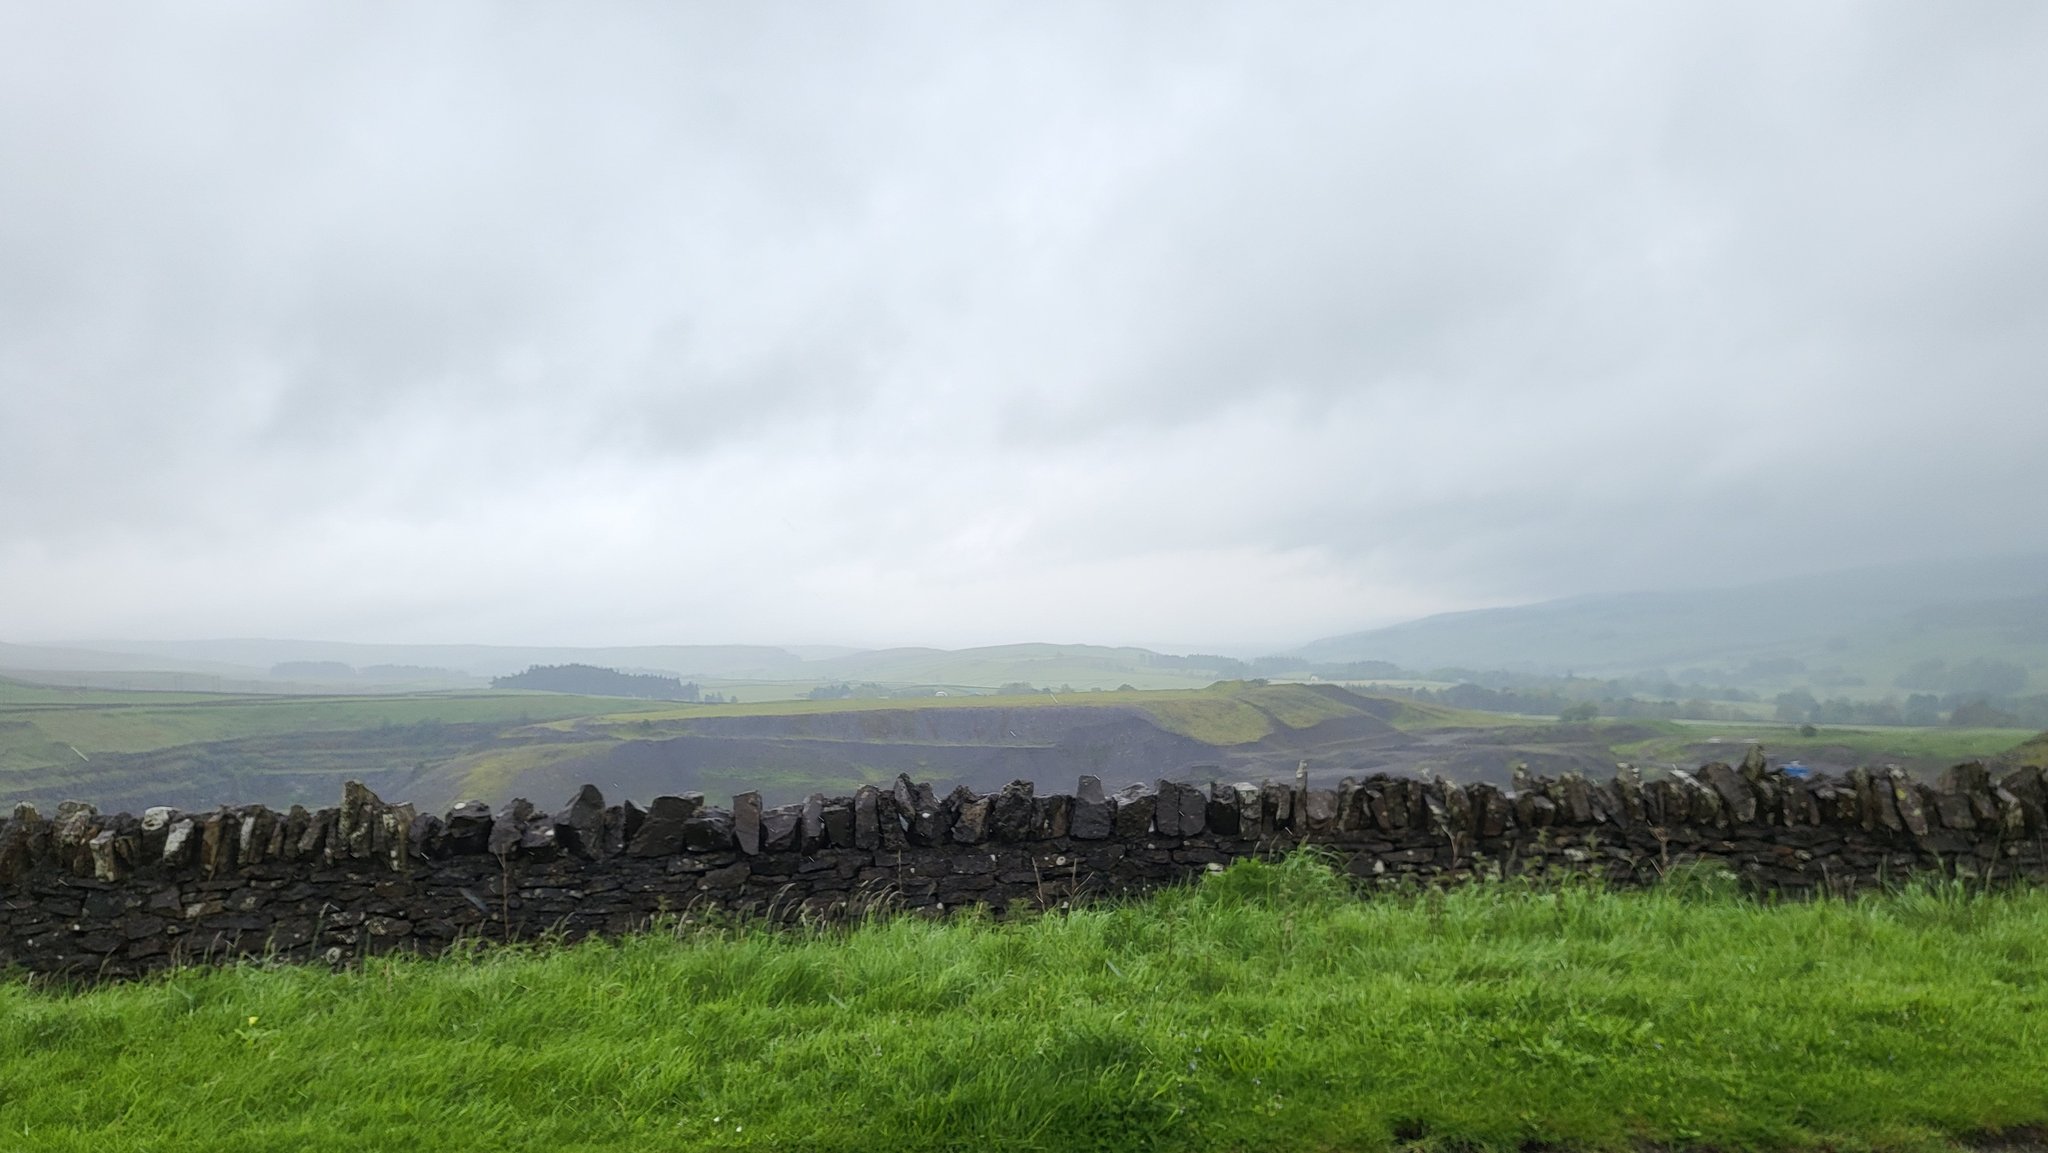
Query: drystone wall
xmin=5 ymin=753 xmax=2048 ymax=981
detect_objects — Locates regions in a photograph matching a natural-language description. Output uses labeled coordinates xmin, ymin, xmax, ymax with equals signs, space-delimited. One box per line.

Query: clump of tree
xmin=1770 ymin=687 xmax=2048 ymax=729
xmin=491 ymin=663 xmax=699 ymax=701
xmin=996 ymin=682 xmax=1077 ymax=696
xmin=1895 ymin=657 xmax=2030 ymax=697
xmin=806 ymin=682 xmax=896 ymax=700
xmin=1373 ymin=677 xmax=1757 ymax=724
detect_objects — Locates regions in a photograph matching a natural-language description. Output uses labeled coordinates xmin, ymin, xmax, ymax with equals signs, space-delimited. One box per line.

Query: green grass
xmin=5 ymin=858 xmax=2048 ymax=1152
xmin=560 ymin=681 xmax=1394 ymax=748
xmin=0 ymin=680 xmax=673 ymax=772
xmin=1612 ymin=719 xmax=2040 ymax=768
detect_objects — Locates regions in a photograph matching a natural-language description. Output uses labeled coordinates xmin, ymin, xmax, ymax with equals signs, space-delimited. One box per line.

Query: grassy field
xmin=1610 ymin=719 xmax=2041 ymax=769
xmin=552 ymin=681 xmax=1395 ymax=746
xmin=0 ymin=681 xmax=666 ymax=758
xmin=4 ymin=857 xmax=2048 ymax=1152
xmin=0 ymin=678 xmax=672 ymax=771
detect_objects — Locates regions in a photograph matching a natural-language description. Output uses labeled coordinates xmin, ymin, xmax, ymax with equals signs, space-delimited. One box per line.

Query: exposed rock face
xmin=10 ymin=759 xmax=2048 ymax=982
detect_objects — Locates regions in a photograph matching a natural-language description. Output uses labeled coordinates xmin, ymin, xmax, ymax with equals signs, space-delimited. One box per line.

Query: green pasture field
xmin=5 ymin=857 xmax=2048 ymax=1152
xmin=0 ymin=679 xmax=672 ymax=769
xmin=1610 ymin=719 xmax=2041 ymax=770
xmin=556 ymin=681 xmax=1431 ymax=747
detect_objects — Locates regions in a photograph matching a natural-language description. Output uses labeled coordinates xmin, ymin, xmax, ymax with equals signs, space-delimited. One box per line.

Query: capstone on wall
xmin=4 ymin=752 xmax=2047 ymax=981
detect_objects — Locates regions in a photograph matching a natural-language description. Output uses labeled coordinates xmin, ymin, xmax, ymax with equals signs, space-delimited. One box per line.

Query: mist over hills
xmin=5 ymin=556 xmax=2045 ymax=701
xmin=1297 ymin=555 xmax=2048 ymax=688
xmin=0 ymin=639 xmax=1242 ymax=694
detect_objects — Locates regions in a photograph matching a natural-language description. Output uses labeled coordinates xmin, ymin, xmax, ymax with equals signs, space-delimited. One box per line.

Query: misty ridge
xmin=12 ymin=554 xmax=2045 ymax=719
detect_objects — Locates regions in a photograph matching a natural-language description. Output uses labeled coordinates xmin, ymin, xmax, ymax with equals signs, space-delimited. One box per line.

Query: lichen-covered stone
xmin=1233 ymin=783 xmax=1261 ymax=838
xmin=1112 ymin=786 xmax=1155 ymax=838
xmin=952 ymin=796 xmax=991 ymax=844
xmin=1701 ymin=763 xmax=1756 ymax=825
xmin=1034 ymin=794 xmax=1071 ymax=839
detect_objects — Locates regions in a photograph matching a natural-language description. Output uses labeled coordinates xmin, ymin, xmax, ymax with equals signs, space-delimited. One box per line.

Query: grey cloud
xmin=2 ymin=2 xmax=2046 ymax=647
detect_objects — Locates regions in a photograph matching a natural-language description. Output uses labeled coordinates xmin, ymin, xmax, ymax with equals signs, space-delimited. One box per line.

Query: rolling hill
xmin=1298 ymin=554 xmax=2048 ymax=692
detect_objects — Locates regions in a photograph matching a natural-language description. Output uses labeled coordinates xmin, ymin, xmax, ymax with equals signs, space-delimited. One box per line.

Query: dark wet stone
xmin=1233 ymin=783 xmax=1261 ymax=837
xmin=802 ymin=794 xmax=827 ymax=850
xmin=487 ymin=817 xmax=523 ymax=860
xmin=1113 ymin=786 xmax=1154 ymax=838
xmin=1302 ymin=788 xmax=1336 ymax=833
xmin=407 ymin=813 xmax=443 ymax=859
xmin=681 ymin=810 xmax=735 ymax=853
xmin=1261 ymin=781 xmax=1293 ymax=832
xmin=444 ymin=801 xmax=493 ymax=854
xmin=1035 ymin=794 xmax=1071 ymax=839
xmin=1701 ymin=763 xmax=1757 ymax=825
xmin=1441 ymin=783 xmax=1473 ymax=834
xmin=822 ymin=802 xmax=855 ymax=849
xmin=1373 ymin=783 xmax=1405 ymax=832
xmin=990 ymin=781 xmax=1036 ymax=841
xmin=1470 ymin=783 xmax=1509 ymax=837
xmin=627 ymin=794 xmax=703 ymax=857
xmin=853 ymin=787 xmax=879 ymax=850
xmin=517 ymin=817 xmax=560 ymax=860
xmin=1557 ymin=774 xmax=1595 ymax=825
xmin=733 ymin=792 xmax=763 ymax=855
xmin=900 ymin=777 xmax=948 ymax=845
xmin=761 ymin=805 xmax=801 ymax=853
xmin=554 ymin=785 xmax=606 ymax=859
xmin=1207 ymin=783 xmax=1240 ymax=836
xmin=1071 ymin=790 xmax=1115 ymax=841
xmin=952 ymin=796 xmax=991 ymax=844
xmin=606 ymin=801 xmax=643 ymax=857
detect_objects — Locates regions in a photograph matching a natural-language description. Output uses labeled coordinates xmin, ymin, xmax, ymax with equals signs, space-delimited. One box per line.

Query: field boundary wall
xmin=5 ymin=753 xmax=2047 ymax=979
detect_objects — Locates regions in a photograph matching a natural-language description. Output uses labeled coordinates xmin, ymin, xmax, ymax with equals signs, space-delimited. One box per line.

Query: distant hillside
xmin=39 ymin=640 xmax=807 ymax=680
xmin=2 ymin=639 xmax=1247 ymax=695
xmin=794 ymin=643 xmax=1237 ymax=691
xmin=1298 ymin=555 xmax=2048 ymax=694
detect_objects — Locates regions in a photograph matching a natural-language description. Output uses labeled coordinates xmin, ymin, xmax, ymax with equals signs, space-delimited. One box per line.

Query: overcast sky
xmin=2 ymin=2 xmax=2045 ymax=652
